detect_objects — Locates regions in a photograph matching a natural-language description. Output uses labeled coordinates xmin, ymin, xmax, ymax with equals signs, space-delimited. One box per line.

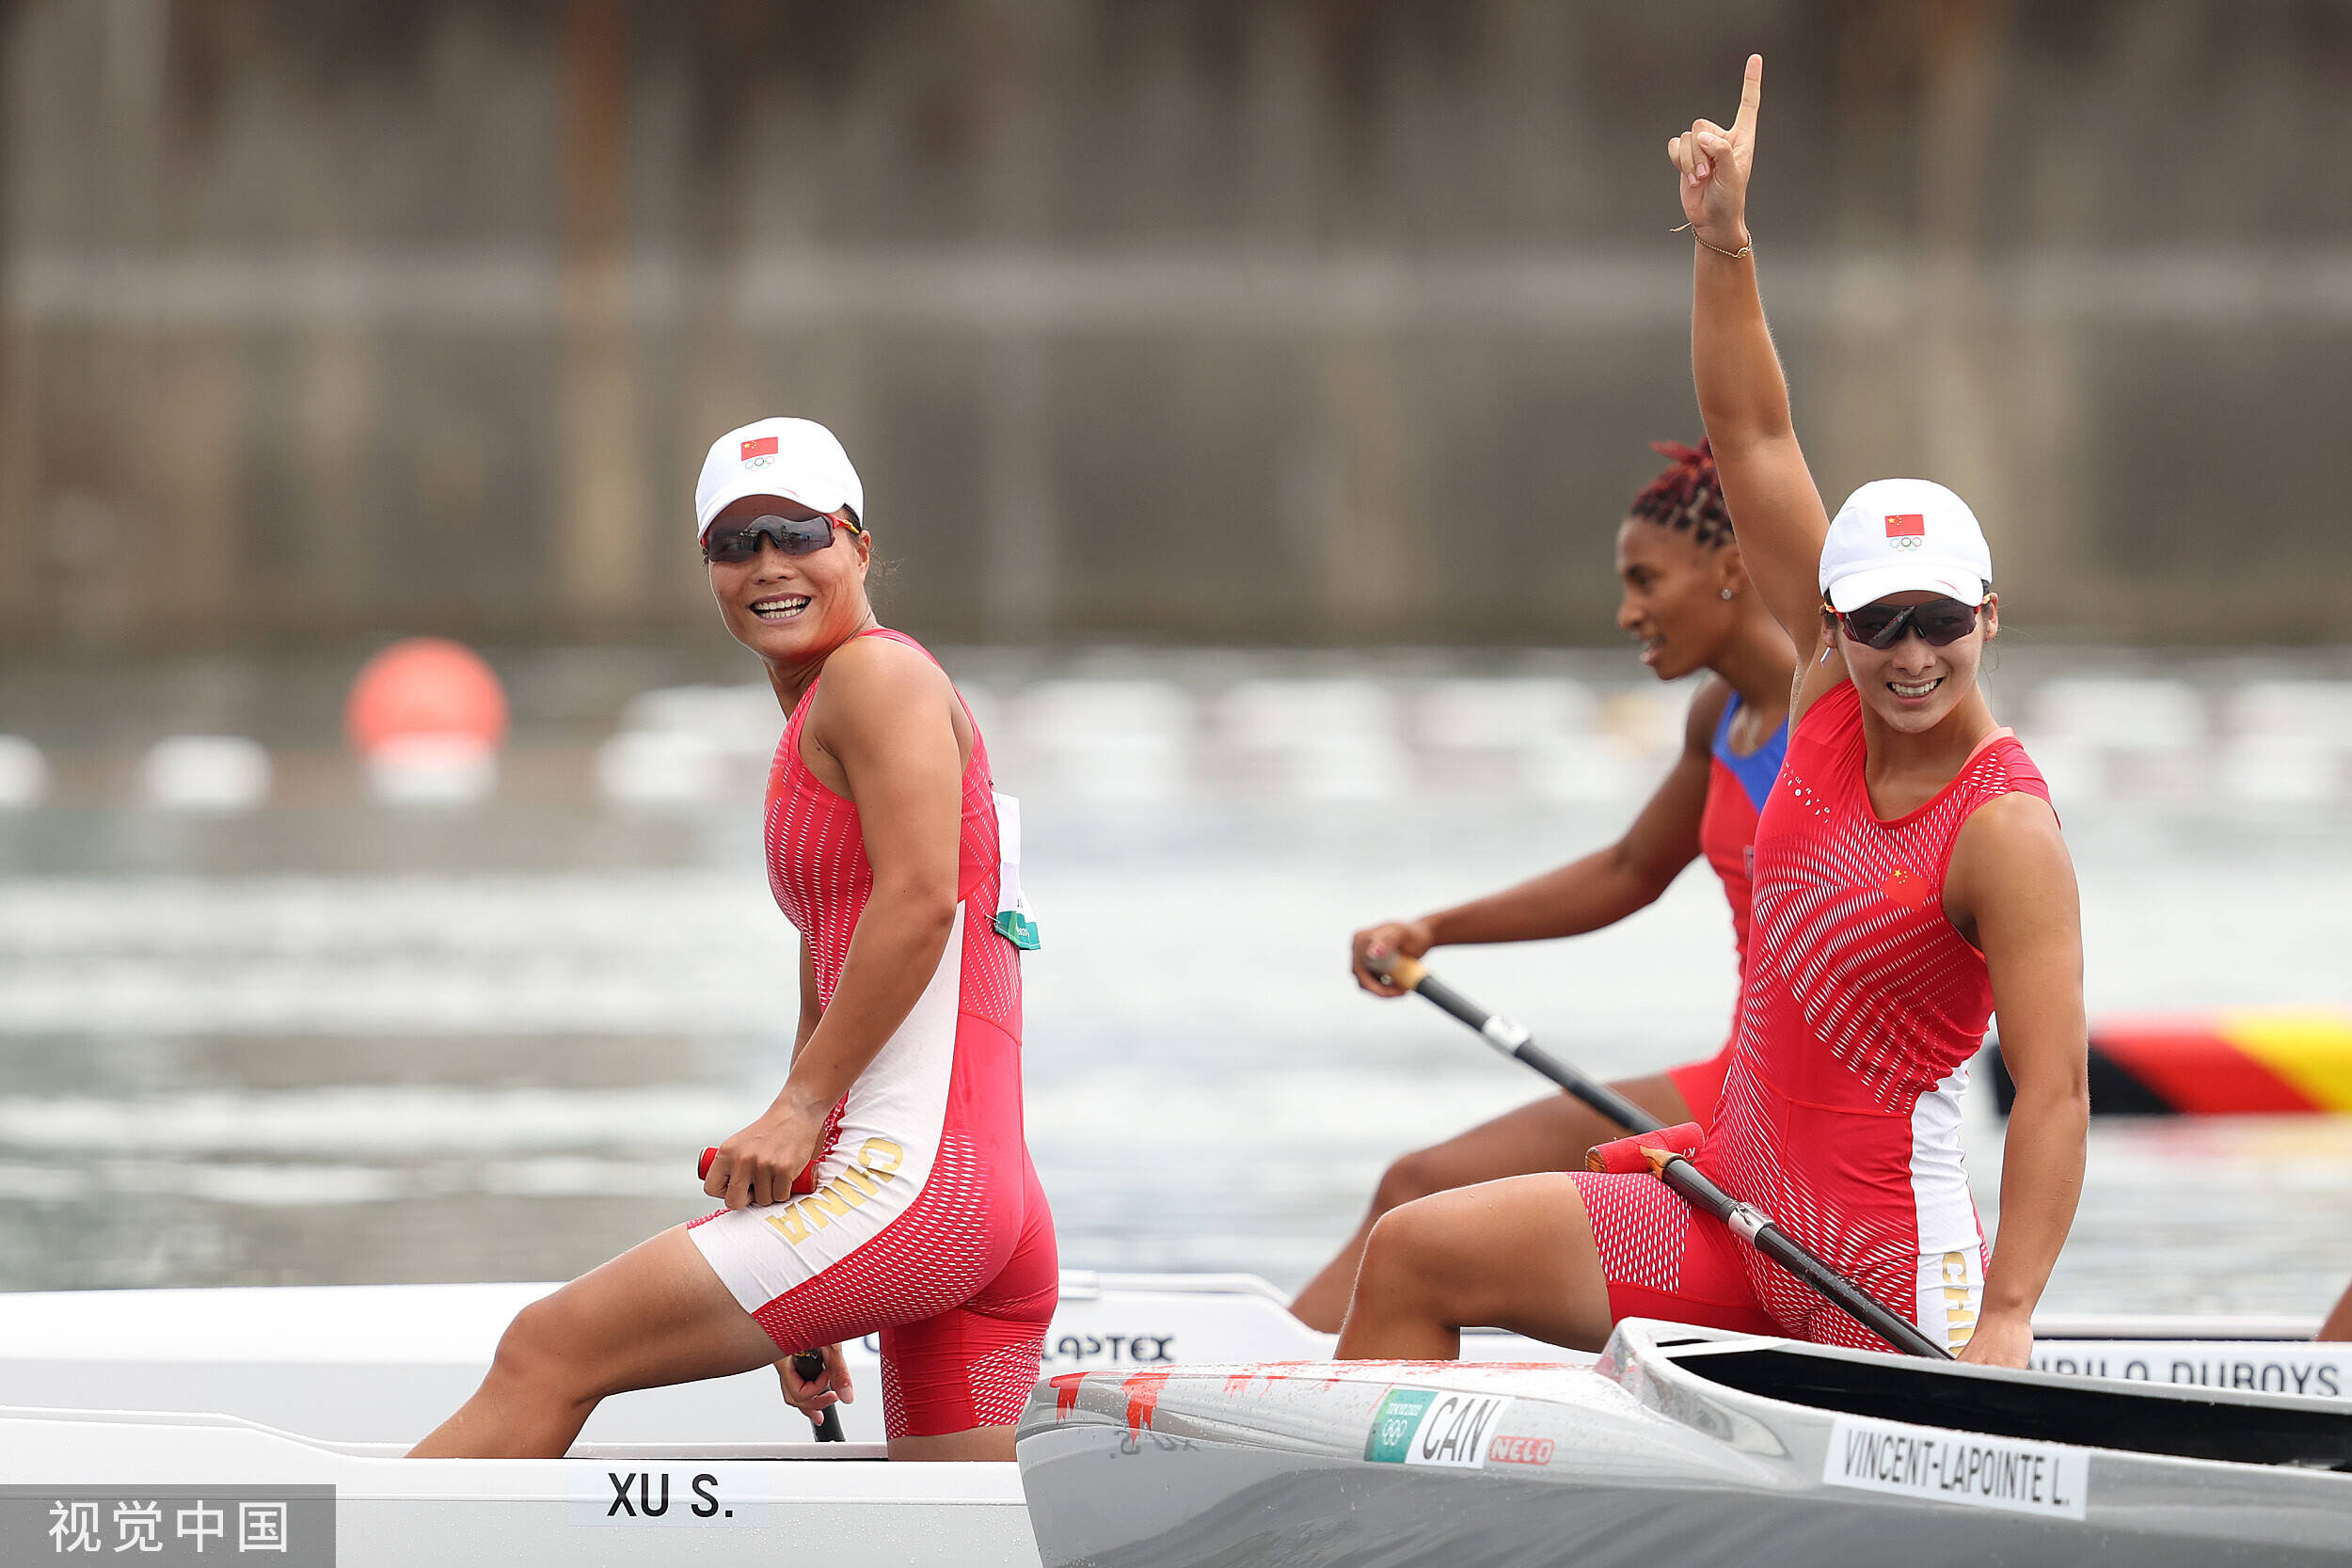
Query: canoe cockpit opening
xmin=1663 ymin=1346 xmax=2352 ymax=1473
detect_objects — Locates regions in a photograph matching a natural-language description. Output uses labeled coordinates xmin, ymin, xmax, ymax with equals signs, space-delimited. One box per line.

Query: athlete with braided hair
xmin=1336 ymin=56 xmax=2086 ymax=1369
xmin=1289 ymin=439 xmax=1796 ymax=1331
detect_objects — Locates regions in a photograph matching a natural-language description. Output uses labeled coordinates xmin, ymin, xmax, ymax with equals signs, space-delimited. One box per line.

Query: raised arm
xmin=1669 ymin=56 xmax=1840 ymax=710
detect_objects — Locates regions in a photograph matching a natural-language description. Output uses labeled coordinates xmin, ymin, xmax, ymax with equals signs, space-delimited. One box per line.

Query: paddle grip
xmin=792 ymin=1350 xmax=847 ymax=1443
xmin=699 ymin=1146 xmax=819 ymax=1197
xmin=1588 ymin=1121 xmax=1705 ymax=1174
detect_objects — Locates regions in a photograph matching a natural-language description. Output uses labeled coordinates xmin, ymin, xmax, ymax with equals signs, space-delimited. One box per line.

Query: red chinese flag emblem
xmin=740 ymin=436 xmax=780 ymax=462
xmin=1884 ymin=514 xmax=1926 ymax=540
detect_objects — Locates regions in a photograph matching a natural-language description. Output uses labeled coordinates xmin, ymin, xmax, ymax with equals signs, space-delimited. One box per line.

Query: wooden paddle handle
xmin=1373 ymin=952 xmax=1428 ymax=990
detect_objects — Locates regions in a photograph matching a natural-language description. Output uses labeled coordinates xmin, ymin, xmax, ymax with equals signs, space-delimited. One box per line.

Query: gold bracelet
xmin=1672 ymin=222 xmax=1751 ymax=261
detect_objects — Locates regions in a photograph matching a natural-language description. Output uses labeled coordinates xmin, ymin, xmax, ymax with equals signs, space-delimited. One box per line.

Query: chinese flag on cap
xmin=1884 ymin=514 xmax=1926 ymax=540
xmin=740 ymin=436 xmax=779 ymax=462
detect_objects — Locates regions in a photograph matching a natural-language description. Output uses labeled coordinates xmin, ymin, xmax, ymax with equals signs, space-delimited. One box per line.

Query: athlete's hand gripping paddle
xmin=699 ymin=1146 xmax=849 ymax=1442
xmin=784 ymin=1350 xmax=848 ymax=1445
xmin=1370 ymin=954 xmax=1952 ymax=1361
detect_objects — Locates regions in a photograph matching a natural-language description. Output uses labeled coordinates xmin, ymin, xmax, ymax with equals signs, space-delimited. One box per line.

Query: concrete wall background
xmin=5 ymin=0 xmax=2350 ymax=652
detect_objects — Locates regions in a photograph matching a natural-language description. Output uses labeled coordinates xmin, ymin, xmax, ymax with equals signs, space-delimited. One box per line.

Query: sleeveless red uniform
xmin=689 ymin=629 xmax=1057 ymax=1437
xmin=1572 ymin=681 xmax=2050 ymax=1349
xmin=1661 ymin=690 xmax=1788 ymax=1126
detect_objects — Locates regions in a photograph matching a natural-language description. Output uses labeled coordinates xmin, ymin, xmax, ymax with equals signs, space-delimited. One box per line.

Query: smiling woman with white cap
xmin=411 ymin=417 xmax=1057 ymax=1462
xmin=1334 ymin=56 xmax=2088 ymax=1373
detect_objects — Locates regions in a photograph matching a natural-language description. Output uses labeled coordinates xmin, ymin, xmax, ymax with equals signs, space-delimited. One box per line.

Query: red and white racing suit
xmin=690 ymin=629 xmax=1058 ymax=1437
xmin=1571 ymin=680 xmax=2050 ymax=1350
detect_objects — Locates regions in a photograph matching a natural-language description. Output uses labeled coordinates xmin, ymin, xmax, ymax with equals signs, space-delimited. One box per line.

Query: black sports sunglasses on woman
xmin=703 ymin=505 xmax=862 ymax=564
xmin=1829 ymin=597 xmax=1982 ymax=650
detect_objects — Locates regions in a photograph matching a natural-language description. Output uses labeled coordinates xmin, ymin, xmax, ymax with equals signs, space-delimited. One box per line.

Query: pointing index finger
xmin=1732 ymin=53 xmax=1762 ymax=141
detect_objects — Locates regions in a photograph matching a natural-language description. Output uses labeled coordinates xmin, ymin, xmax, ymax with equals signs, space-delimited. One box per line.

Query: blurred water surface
xmin=0 ymin=648 xmax=2348 ymax=1323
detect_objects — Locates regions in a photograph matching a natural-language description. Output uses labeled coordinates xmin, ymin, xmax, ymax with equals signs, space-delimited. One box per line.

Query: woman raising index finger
xmin=1679 ymin=53 xmax=2089 ymax=1368
xmin=1334 ymin=56 xmax=2086 ymax=1371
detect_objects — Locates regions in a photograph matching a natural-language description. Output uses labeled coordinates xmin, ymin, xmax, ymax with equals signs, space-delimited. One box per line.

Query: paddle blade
xmin=1586 ymin=1121 xmax=1704 ymax=1174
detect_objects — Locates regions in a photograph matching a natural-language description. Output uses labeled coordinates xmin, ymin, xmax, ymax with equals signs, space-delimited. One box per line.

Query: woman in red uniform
xmin=1336 ymin=57 xmax=2088 ymax=1369
xmin=1289 ymin=441 xmax=1796 ymax=1331
xmin=412 ymin=418 xmax=1056 ymax=1461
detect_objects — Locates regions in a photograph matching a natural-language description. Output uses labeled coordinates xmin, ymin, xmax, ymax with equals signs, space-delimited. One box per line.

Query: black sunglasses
xmin=1831 ymin=597 xmax=1981 ymax=650
xmin=703 ymin=507 xmax=860 ymax=564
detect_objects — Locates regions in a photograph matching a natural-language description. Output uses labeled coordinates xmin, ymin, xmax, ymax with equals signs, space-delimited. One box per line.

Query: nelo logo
xmin=1487 ymin=1433 xmax=1556 ymax=1466
xmin=1884 ymin=513 xmax=1926 ymax=552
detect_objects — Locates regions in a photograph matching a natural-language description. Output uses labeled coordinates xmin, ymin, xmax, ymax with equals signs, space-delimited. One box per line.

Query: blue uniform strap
xmin=1711 ymin=691 xmax=1789 ymax=814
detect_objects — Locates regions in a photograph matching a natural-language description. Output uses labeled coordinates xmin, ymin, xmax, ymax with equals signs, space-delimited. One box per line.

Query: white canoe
xmin=1018 ymin=1319 xmax=2352 ymax=1568
xmin=0 ymin=1272 xmax=1571 ymax=1567
xmin=0 ymin=1271 xmax=1592 ymax=1448
xmin=0 ymin=1274 xmax=2343 ymax=1566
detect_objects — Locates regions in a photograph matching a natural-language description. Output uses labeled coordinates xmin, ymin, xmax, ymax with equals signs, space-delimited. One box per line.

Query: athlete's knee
xmin=1372 ymin=1146 xmax=1451 ymax=1214
xmin=486 ymin=1295 xmax=595 ymax=1401
xmin=1356 ymin=1197 xmax=1453 ymax=1308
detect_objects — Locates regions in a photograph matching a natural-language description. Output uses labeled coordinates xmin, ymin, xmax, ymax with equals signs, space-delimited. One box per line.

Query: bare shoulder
xmin=1682 ymin=677 xmax=1734 ymax=753
xmin=1962 ymin=786 xmax=2065 ymax=843
xmin=810 ymin=633 xmax=954 ymax=737
xmin=819 ymin=631 xmax=948 ymax=693
xmin=1950 ymin=789 xmax=2074 ymax=895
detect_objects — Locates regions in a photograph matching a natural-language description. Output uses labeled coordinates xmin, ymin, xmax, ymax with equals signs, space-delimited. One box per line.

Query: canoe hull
xmin=0 ymin=1405 xmax=1037 ymax=1568
xmin=4 ymin=1276 xmax=2345 ymax=1565
xmin=0 ymin=1271 xmax=1620 ymax=1448
xmin=1017 ymin=1323 xmax=2352 ymax=1568
xmin=0 ymin=1271 xmax=1387 ymax=1447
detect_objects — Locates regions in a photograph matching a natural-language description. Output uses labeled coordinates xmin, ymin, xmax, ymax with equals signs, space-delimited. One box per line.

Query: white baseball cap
xmin=1819 ymin=478 xmax=1993 ymax=612
xmin=694 ymin=417 xmax=866 ymax=540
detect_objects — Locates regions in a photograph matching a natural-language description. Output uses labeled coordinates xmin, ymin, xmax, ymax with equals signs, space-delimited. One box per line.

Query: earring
xmin=1719 ymin=588 xmax=1734 ymax=600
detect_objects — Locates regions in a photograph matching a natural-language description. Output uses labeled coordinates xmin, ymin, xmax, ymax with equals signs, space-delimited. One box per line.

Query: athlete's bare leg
xmin=890 ymin=1427 xmax=1015 ymax=1462
xmin=1334 ymin=1173 xmax=1614 ymax=1360
xmin=2319 ymin=1279 xmax=2352 ymax=1341
xmin=408 ymin=1226 xmax=785 ymax=1458
xmin=1288 ymin=1072 xmax=1692 ymax=1331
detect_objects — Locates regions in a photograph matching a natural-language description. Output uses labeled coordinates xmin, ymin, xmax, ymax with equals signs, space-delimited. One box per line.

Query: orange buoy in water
xmin=345 ymin=638 xmax=507 ymax=803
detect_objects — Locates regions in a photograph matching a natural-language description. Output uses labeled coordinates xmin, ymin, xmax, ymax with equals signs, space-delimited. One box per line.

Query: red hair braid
xmin=1629 ymin=438 xmax=1734 ymax=548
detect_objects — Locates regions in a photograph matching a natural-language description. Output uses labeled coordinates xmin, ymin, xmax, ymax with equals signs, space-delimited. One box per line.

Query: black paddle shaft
xmin=1409 ymin=971 xmax=1663 ymax=1135
xmin=792 ymin=1351 xmax=847 ymax=1442
xmin=1386 ymin=958 xmax=1953 ymax=1361
xmin=1653 ymin=1155 xmax=1952 ymax=1360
